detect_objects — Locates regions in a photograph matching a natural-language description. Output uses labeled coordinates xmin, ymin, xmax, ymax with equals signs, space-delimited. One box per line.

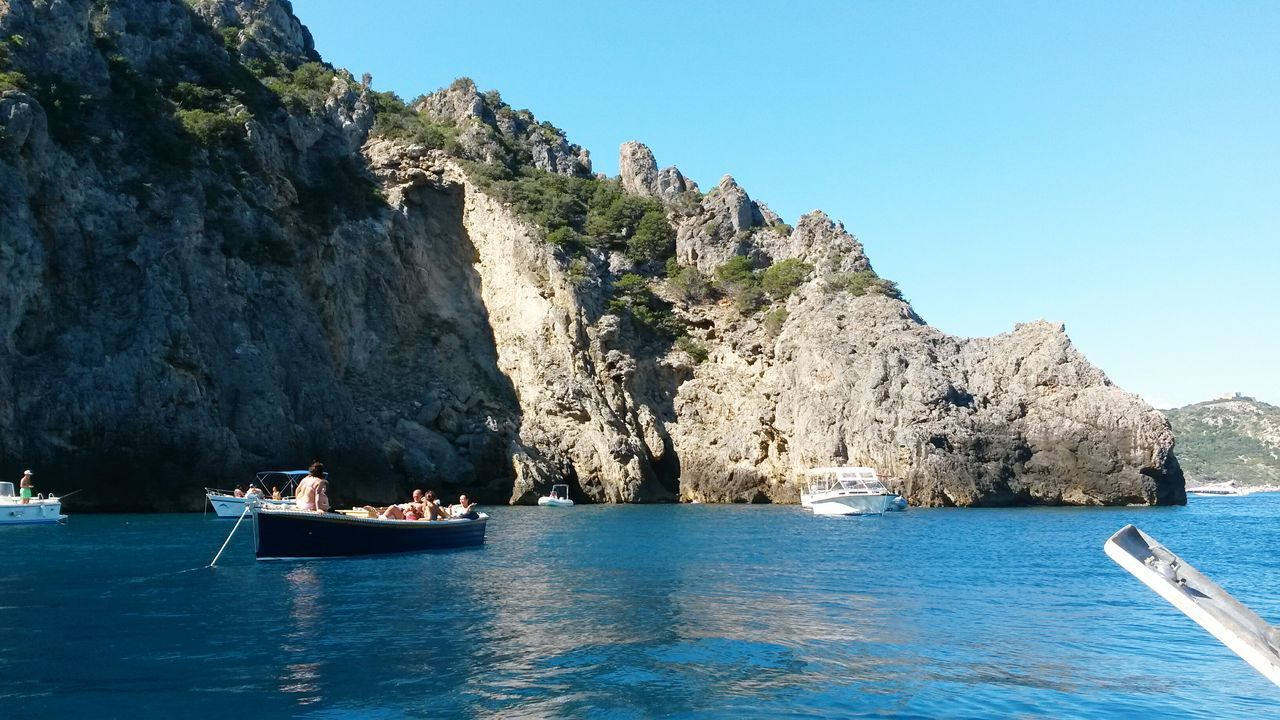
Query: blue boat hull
xmin=253 ymin=509 xmax=486 ymax=560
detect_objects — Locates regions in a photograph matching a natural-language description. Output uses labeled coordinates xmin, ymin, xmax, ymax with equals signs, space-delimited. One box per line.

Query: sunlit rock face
xmin=0 ymin=0 xmax=1183 ymax=509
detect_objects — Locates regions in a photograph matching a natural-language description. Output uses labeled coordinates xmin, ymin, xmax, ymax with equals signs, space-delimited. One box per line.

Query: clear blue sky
xmin=294 ymin=0 xmax=1278 ymax=409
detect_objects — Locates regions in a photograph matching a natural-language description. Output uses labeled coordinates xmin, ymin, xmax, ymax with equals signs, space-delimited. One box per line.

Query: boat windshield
xmin=805 ymin=467 xmax=888 ymax=495
xmin=549 ymin=484 xmax=569 ymax=498
xmin=0 ymin=482 xmax=13 ymax=497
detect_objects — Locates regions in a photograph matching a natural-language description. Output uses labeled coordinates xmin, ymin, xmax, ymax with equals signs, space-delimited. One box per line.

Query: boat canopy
xmin=804 ymin=467 xmax=888 ymax=494
xmin=254 ymin=470 xmax=319 ymax=492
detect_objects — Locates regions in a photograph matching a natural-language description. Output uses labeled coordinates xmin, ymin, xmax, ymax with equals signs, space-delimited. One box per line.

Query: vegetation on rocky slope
xmin=1165 ymin=397 xmax=1280 ymax=485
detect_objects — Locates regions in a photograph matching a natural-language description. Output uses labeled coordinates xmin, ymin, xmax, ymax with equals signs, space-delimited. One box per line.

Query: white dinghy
xmin=538 ymin=484 xmax=574 ymax=507
xmin=205 ymin=470 xmax=310 ymax=518
xmin=800 ymin=467 xmax=894 ymax=516
xmin=0 ymin=481 xmax=67 ymax=525
xmin=1105 ymin=524 xmax=1280 ymax=687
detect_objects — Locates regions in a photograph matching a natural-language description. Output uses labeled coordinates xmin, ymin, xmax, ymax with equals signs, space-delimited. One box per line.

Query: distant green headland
xmin=1165 ymin=394 xmax=1280 ymax=486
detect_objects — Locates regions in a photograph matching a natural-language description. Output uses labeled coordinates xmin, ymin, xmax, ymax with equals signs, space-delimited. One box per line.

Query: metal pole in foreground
xmin=1105 ymin=524 xmax=1280 ymax=688
xmin=209 ymin=503 xmax=252 ymax=567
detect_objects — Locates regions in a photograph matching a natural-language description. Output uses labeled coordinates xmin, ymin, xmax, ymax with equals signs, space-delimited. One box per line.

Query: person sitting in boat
xmin=19 ymin=470 xmax=34 ymax=505
xmin=245 ymin=484 xmax=263 ymax=497
xmin=271 ymin=486 xmax=282 ymax=501
xmin=233 ymin=486 xmax=245 ymax=498
xmin=450 ymin=494 xmax=479 ymax=520
xmin=362 ymin=489 xmax=429 ymax=520
xmin=407 ymin=488 xmax=426 ymax=514
xmin=295 ymin=462 xmax=330 ymax=513
xmin=422 ymin=491 xmax=449 ymax=521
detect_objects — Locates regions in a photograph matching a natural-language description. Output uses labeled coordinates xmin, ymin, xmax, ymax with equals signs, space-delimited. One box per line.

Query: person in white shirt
xmin=450 ymin=494 xmax=479 ymax=520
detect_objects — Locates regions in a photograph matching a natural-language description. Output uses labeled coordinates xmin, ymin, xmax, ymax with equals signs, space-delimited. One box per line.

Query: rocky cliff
xmin=0 ymin=0 xmax=1184 ymax=510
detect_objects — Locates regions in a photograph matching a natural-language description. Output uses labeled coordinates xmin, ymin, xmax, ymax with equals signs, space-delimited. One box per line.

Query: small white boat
xmin=206 ymin=470 xmax=311 ymax=518
xmin=0 ymin=481 xmax=66 ymax=525
xmin=879 ymin=476 xmax=909 ymax=511
xmin=1186 ymin=481 xmax=1252 ymax=497
xmin=800 ymin=467 xmax=895 ymax=516
xmin=1105 ymin=524 xmax=1280 ymax=687
xmin=537 ymin=484 xmax=574 ymax=507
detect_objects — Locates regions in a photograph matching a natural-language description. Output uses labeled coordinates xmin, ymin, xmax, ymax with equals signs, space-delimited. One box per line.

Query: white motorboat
xmin=206 ymin=470 xmax=311 ymax=518
xmin=1186 ymin=481 xmax=1252 ymax=497
xmin=800 ymin=467 xmax=895 ymax=516
xmin=537 ymin=484 xmax=574 ymax=507
xmin=0 ymin=481 xmax=67 ymax=525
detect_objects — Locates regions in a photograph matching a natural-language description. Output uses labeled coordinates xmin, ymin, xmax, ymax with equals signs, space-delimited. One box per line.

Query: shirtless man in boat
xmin=364 ymin=489 xmax=426 ymax=520
xmin=376 ymin=491 xmax=446 ymax=520
xmin=295 ymin=462 xmax=330 ymax=513
xmin=19 ymin=470 xmax=34 ymax=504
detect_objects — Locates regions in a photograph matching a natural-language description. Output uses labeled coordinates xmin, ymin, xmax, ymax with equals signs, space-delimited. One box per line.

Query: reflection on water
xmin=280 ymin=566 xmax=324 ymax=705
xmin=4 ymin=499 xmax=1280 ymax=718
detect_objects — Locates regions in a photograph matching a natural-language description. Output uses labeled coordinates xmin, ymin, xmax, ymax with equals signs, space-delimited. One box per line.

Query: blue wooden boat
xmin=252 ymin=507 xmax=487 ymax=560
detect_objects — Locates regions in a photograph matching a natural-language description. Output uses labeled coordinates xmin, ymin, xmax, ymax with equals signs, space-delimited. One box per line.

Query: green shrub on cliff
xmin=176 ymin=108 xmax=245 ymax=146
xmin=584 ymin=185 xmax=648 ymax=237
xmin=627 ymin=210 xmax=676 ymax=263
xmin=608 ymin=273 xmax=681 ymax=338
xmin=714 ymin=256 xmax=756 ymax=288
xmin=666 ymin=262 xmax=710 ymax=303
xmin=0 ymin=70 xmax=25 ymax=92
xmin=265 ymin=62 xmax=335 ymax=115
xmin=763 ymin=307 xmax=789 ymax=336
xmin=825 ymin=270 xmax=903 ymax=299
xmin=713 ymin=256 xmax=764 ymax=312
xmin=760 ymin=258 xmax=813 ymax=298
xmin=0 ymin=36 xmax=21 ymax=90
xmin=370 ymin=90 xmax=459 ymax=151
xmin=219 ymin=26 xmax=240 ymax=54
xmin=546 ymin=226 xmax=584 ymax=250
xmin=470 ymin=167 xmax=677 ymax=266
xmin=676 ymin=336 xmax=709 ymax=363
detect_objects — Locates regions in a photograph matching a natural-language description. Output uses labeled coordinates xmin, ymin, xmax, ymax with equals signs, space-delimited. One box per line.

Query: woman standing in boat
xmin=295 ymin=462 xmax=330 ymax=513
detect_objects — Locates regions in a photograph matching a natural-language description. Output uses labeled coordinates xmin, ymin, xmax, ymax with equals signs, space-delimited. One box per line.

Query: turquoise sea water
xmin=3 ymin=497 xmax=1280 ymax=718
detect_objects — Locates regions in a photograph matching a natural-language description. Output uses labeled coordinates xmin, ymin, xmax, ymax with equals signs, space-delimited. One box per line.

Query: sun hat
xmin=23 ymin=470 xmax=33 ymax=475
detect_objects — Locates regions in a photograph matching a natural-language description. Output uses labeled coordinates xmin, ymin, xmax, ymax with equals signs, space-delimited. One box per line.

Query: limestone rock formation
xmin=0 ymin=0 xmax=1184 ymax=510
xmin=619 ymin=140 xmax=696 ymax=201
xmin=415 ymin=78 xmax=591 ymax=177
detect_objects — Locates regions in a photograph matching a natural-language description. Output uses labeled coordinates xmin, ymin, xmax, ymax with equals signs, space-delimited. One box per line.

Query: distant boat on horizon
xmin=1186 ymin=481 xmax=1254 ymax=497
